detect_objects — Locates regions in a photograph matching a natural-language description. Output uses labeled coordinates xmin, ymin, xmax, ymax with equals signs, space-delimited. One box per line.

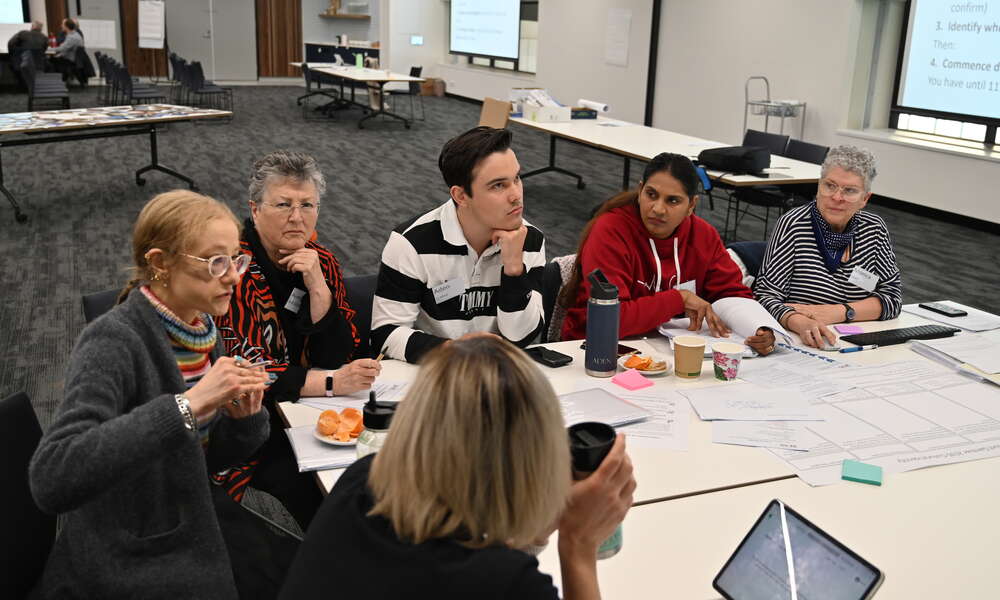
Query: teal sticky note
xmin=841 ymin=459 xmax=883 ymax=486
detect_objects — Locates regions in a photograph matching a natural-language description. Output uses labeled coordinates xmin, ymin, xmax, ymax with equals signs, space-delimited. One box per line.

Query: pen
xmin=375 ymin=353 xmax=384 ymax=362
xmin=839 ymin=345 xmax=878 ymax=353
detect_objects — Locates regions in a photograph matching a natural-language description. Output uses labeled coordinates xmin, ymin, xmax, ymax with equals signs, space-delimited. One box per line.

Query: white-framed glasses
xmin=180 ymin=252 xmax=251 ymax=278
xmin=260 ymin=200 xmax=320 ymax=215
xmin=818 ymin=179 xmax=865 ymax=201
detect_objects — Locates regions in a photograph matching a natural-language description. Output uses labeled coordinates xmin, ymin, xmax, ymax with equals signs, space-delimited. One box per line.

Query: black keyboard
xmin=840 ymin=324 xmax=962 ymax=347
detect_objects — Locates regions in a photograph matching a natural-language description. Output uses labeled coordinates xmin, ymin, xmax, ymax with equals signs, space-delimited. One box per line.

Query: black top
xmin=8 ymin=30 xmax=48 ymax=53
xmin=279 ymin=456 xmax=560 ymax=599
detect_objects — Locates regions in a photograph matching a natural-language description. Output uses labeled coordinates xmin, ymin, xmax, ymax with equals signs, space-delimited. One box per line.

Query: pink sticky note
xmin=611 ymin=368 xmax=654 ymax=391
xmin=834 ymin=325 xmax=864 ymax=334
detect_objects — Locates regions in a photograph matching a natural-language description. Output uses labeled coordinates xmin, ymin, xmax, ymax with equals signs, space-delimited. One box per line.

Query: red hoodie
xmin=561 ymin=204 xmax=752 ymax=340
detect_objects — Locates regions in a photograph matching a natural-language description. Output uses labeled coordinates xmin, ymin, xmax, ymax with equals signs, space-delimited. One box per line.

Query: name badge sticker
xmin=675 ymin=280 xmax=697 ymax=294
xmin=432 ymin=278 xmax=466 ymax=305
xmin=848 ymin=266 xmax=879 ymax=293
xmin=284 ymin=288 xmax=306 ymax=314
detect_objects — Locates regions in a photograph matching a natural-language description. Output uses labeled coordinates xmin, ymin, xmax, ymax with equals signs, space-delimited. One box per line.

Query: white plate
xmin=313 ymin=428 xmax=358 ymax=446
xmin=617 ymin=353 xmax=671 ymax=376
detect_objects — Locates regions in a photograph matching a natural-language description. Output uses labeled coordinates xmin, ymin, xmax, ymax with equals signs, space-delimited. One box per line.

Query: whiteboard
xmin=78 ymin=19 xmax=117 ymax=50
xmin=0 ymin=23 xmax=29 ymax=54
xmin=138 ymin=0 xmax=165 ymax=49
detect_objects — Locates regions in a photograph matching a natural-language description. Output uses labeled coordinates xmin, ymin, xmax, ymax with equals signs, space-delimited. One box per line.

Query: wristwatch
xmin=325 ymin=371 xmax=335 ymax=397
xmin=842 ymin=303 xmax=856 ymax=322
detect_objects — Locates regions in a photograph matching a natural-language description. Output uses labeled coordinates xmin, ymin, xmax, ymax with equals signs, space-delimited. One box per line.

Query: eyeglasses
xmin=818 ymin=180 xmax=865 ymax=201
xmin=259 ymin=200 xmax=320 ymax=215
xmin=180 ymin=253 xmax=251 ymax=278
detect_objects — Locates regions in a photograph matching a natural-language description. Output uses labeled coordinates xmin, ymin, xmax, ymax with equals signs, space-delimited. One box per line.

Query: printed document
xmin=680 ymin=385 xmax=821 ymax=421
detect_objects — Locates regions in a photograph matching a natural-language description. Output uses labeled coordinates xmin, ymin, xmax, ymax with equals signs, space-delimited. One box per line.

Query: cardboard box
xmin=420 ymin=77 xmax=446 ymax=97
xmin=525 ymin=105 xmax=571 ymax=123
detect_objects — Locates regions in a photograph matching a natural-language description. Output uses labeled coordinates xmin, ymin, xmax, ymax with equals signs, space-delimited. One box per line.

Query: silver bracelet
xmin=174 ymin=394 xmax=197 ymax=432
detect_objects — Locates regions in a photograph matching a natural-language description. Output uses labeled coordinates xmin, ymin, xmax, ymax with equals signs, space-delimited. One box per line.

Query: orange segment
xmin=317 ymin=410 xmax=340 ymax=436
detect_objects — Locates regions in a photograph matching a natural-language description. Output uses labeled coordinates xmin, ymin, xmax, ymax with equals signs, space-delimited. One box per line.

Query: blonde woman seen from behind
xmin=280 ymin=336 xmax=635 ymax=600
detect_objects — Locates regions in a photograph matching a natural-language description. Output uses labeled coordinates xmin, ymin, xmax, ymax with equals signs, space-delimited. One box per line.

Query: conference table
xmin=278 ymin=312 xmax=970 ymax=503
xmin=291 ymin=63 xmax=424 ymax=129
xmin=510 ymin=115 xmax=820 ymax=191
xmin=0 ymin=104 xmax=231 ymax=223
xmin=535 ymin=456 xmax=999 ymax=599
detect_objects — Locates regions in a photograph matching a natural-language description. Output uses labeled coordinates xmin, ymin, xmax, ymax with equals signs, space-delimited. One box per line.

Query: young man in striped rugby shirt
xmin=371 ymin=126 xmax=546 ymax=363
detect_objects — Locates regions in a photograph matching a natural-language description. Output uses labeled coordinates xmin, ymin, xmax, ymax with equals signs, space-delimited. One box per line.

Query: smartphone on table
xmin=525 ymin=346 xmax=573 ymax=368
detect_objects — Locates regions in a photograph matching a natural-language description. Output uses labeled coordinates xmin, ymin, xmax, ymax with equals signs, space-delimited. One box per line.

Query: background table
xmin=510 ymin=116 xmax=820 ymax=190
xmin=0 ymin=104 xmax=231 ymax=223
xmin=535 ymin=456 xmax=1000 ymax=599
xmin=307 ymin=64 xmax=424 ymax=129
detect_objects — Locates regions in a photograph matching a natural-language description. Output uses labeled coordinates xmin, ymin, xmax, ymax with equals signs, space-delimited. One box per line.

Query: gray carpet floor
xmin=2 ymin=84 xmax=998 ymax=471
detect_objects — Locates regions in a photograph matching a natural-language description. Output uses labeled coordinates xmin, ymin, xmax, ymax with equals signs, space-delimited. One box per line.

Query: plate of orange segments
xmin=314 ymin=407 xmax=364 ymax=446
xmin=617 ymin=352 xmax=671 ymax=376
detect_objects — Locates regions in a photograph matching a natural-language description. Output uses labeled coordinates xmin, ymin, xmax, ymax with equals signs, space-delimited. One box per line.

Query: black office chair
xmin=725 ymin=241 xmax=767 ymax=279
xmin=1 ymin=391 xmax=57 ymax=598
xmin=386 ymin=66 xmax=425 ymax=122
xmin=296 ymin=63 xmax=338 ymax=107
xmin=780 ymin=139 xmax=830 ymax=209
xmin=345 ymin=274 xmax=378 ymax=359
xmin=82 ymin=289 xmax=119 ymax=323
xmin=743 ymin=129 xmax=789 ymax=156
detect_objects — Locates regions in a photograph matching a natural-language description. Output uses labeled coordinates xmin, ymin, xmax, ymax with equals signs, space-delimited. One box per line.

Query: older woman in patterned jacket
xmin=215 ymin=150 xmax=381 ymax=530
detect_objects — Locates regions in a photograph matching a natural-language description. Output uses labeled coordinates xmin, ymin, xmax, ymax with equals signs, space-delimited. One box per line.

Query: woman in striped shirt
xmin=754 ymin=145 xmax=902 ymax=348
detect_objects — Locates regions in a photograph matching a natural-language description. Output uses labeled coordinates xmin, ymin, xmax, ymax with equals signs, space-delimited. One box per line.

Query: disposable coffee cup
xmin=711 ymin=341 xmax=745 ymax=382
xmin=673 ymin=335 xmax=706 ymax=379
xmin=568 ymin=422 xmax=622 ymax=559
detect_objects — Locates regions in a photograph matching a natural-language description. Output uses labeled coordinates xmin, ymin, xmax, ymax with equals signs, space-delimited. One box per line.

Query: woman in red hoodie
xmin=559 ymin=153 xmax=776 ymax=355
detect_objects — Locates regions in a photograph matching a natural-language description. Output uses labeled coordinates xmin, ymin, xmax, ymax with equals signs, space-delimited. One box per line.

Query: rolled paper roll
xmin=577 ymin=99 xmax=610 ymax=112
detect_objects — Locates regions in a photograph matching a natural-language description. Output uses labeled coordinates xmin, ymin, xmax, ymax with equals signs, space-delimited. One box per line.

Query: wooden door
xmin=255 ymin=0 xmax=301 ymax=77
xmin=119 ymin=0 xmax=168 ymax=77
xmin=45 ymin=0 xmax=68 ymax=36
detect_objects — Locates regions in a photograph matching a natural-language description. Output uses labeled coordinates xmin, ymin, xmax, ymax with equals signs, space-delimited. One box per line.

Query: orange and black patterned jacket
xmin=217 ymin=223 xmax=360 ymax=405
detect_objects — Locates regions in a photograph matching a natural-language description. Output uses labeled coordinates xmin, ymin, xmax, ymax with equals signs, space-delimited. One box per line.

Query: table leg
xmin=520 ymin=135 xmax=587 ymax=189
xmin=0 ymin=149 xmax=28 ymax=223
xmin=135 ymin=127 xmax=198 ymax=191
xmin=622 ymin=157 xmax=631 ymax=190
xmin=359 ymin=81 xmax=411 ymax=129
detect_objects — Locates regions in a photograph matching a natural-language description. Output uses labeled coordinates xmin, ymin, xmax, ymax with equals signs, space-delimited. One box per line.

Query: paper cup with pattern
xmin=711 ymin=341 xmax=745 ymax=382
xmin=673 ymin=335 xmax=706 ymax=379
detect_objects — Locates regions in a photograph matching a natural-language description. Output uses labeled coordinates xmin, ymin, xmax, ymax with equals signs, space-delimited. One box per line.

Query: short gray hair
xmin=820 ymin=145 xmax=877 ymax=192
xmin=31 ymin=21 xmax=43 ymax=30
xmin=248 ymin=150 xmax=327 ymax=205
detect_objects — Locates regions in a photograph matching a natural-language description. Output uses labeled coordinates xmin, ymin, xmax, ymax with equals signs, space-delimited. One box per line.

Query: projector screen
xmin=0 ymin=0 xmax=27 ymax=24
xmin=450 ymin=0 xmax=520 ymax=61
xmin=895 ymin=0 xmax=1000 ymax=121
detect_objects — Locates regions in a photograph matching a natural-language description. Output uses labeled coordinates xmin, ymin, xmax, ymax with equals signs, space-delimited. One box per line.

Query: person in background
xmin=49 ymin=18 xmax=83 ymax=81
xmin=215 ymin=150 xmax=380 ymax=530
xmin=29 ymin=191 xmax=274 ymax=598
xmin=370 ymin=126 xmax=546 ymax=363
xmin=279 ymin=336 xmax=635 ymax=600
xmin=7 ymin=21 xmax=47 ymax=55
xmin=559 ymin=152 xmax=777 ymax=355
xmin=754 ymin=145 xmax=901 ymax=349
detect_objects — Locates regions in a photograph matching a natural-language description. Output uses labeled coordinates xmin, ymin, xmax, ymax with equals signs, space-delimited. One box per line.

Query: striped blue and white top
xmin=753 ymin=202 xmax=902 ymax=322
xmin=371 ymin=200 xmax=546 ymax=363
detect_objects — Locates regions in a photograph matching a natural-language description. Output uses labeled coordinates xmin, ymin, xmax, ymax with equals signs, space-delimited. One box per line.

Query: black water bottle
xmin=585 ymin=269 xmax=619 ymax=377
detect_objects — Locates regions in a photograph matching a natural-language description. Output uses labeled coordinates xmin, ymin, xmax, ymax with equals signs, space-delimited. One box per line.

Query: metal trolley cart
xmin=744 ymin=76 xmax=806 ymax=138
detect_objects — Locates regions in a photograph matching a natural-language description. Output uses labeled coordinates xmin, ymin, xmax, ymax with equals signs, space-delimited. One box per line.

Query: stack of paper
xmin=559 ymin=388 xmax=652 ymax=428
xmin=679 ymin=384 xmax=822 ymax=452
xmin=911 ymin=330 xmax=1000 ymax=384
xmin=659 ymin=296 xmax=792 ymax=357
xmin=285 ymin=425 xmax=357 ymax=472
xmin=299 ymin=380 xmax=409 ymax=411
xmin=573 ymin=381 xmax=689 ymax=451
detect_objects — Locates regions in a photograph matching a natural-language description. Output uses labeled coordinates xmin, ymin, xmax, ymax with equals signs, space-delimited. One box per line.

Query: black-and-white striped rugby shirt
xmin=754 ymin=203 xmax=902 ymax=322
xmin=371 ymin=200 xmax=546 ymax=363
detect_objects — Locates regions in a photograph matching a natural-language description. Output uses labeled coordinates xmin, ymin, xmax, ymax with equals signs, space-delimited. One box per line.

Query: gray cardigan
xmin=29 ymin=289 xmax=269 ymax=599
